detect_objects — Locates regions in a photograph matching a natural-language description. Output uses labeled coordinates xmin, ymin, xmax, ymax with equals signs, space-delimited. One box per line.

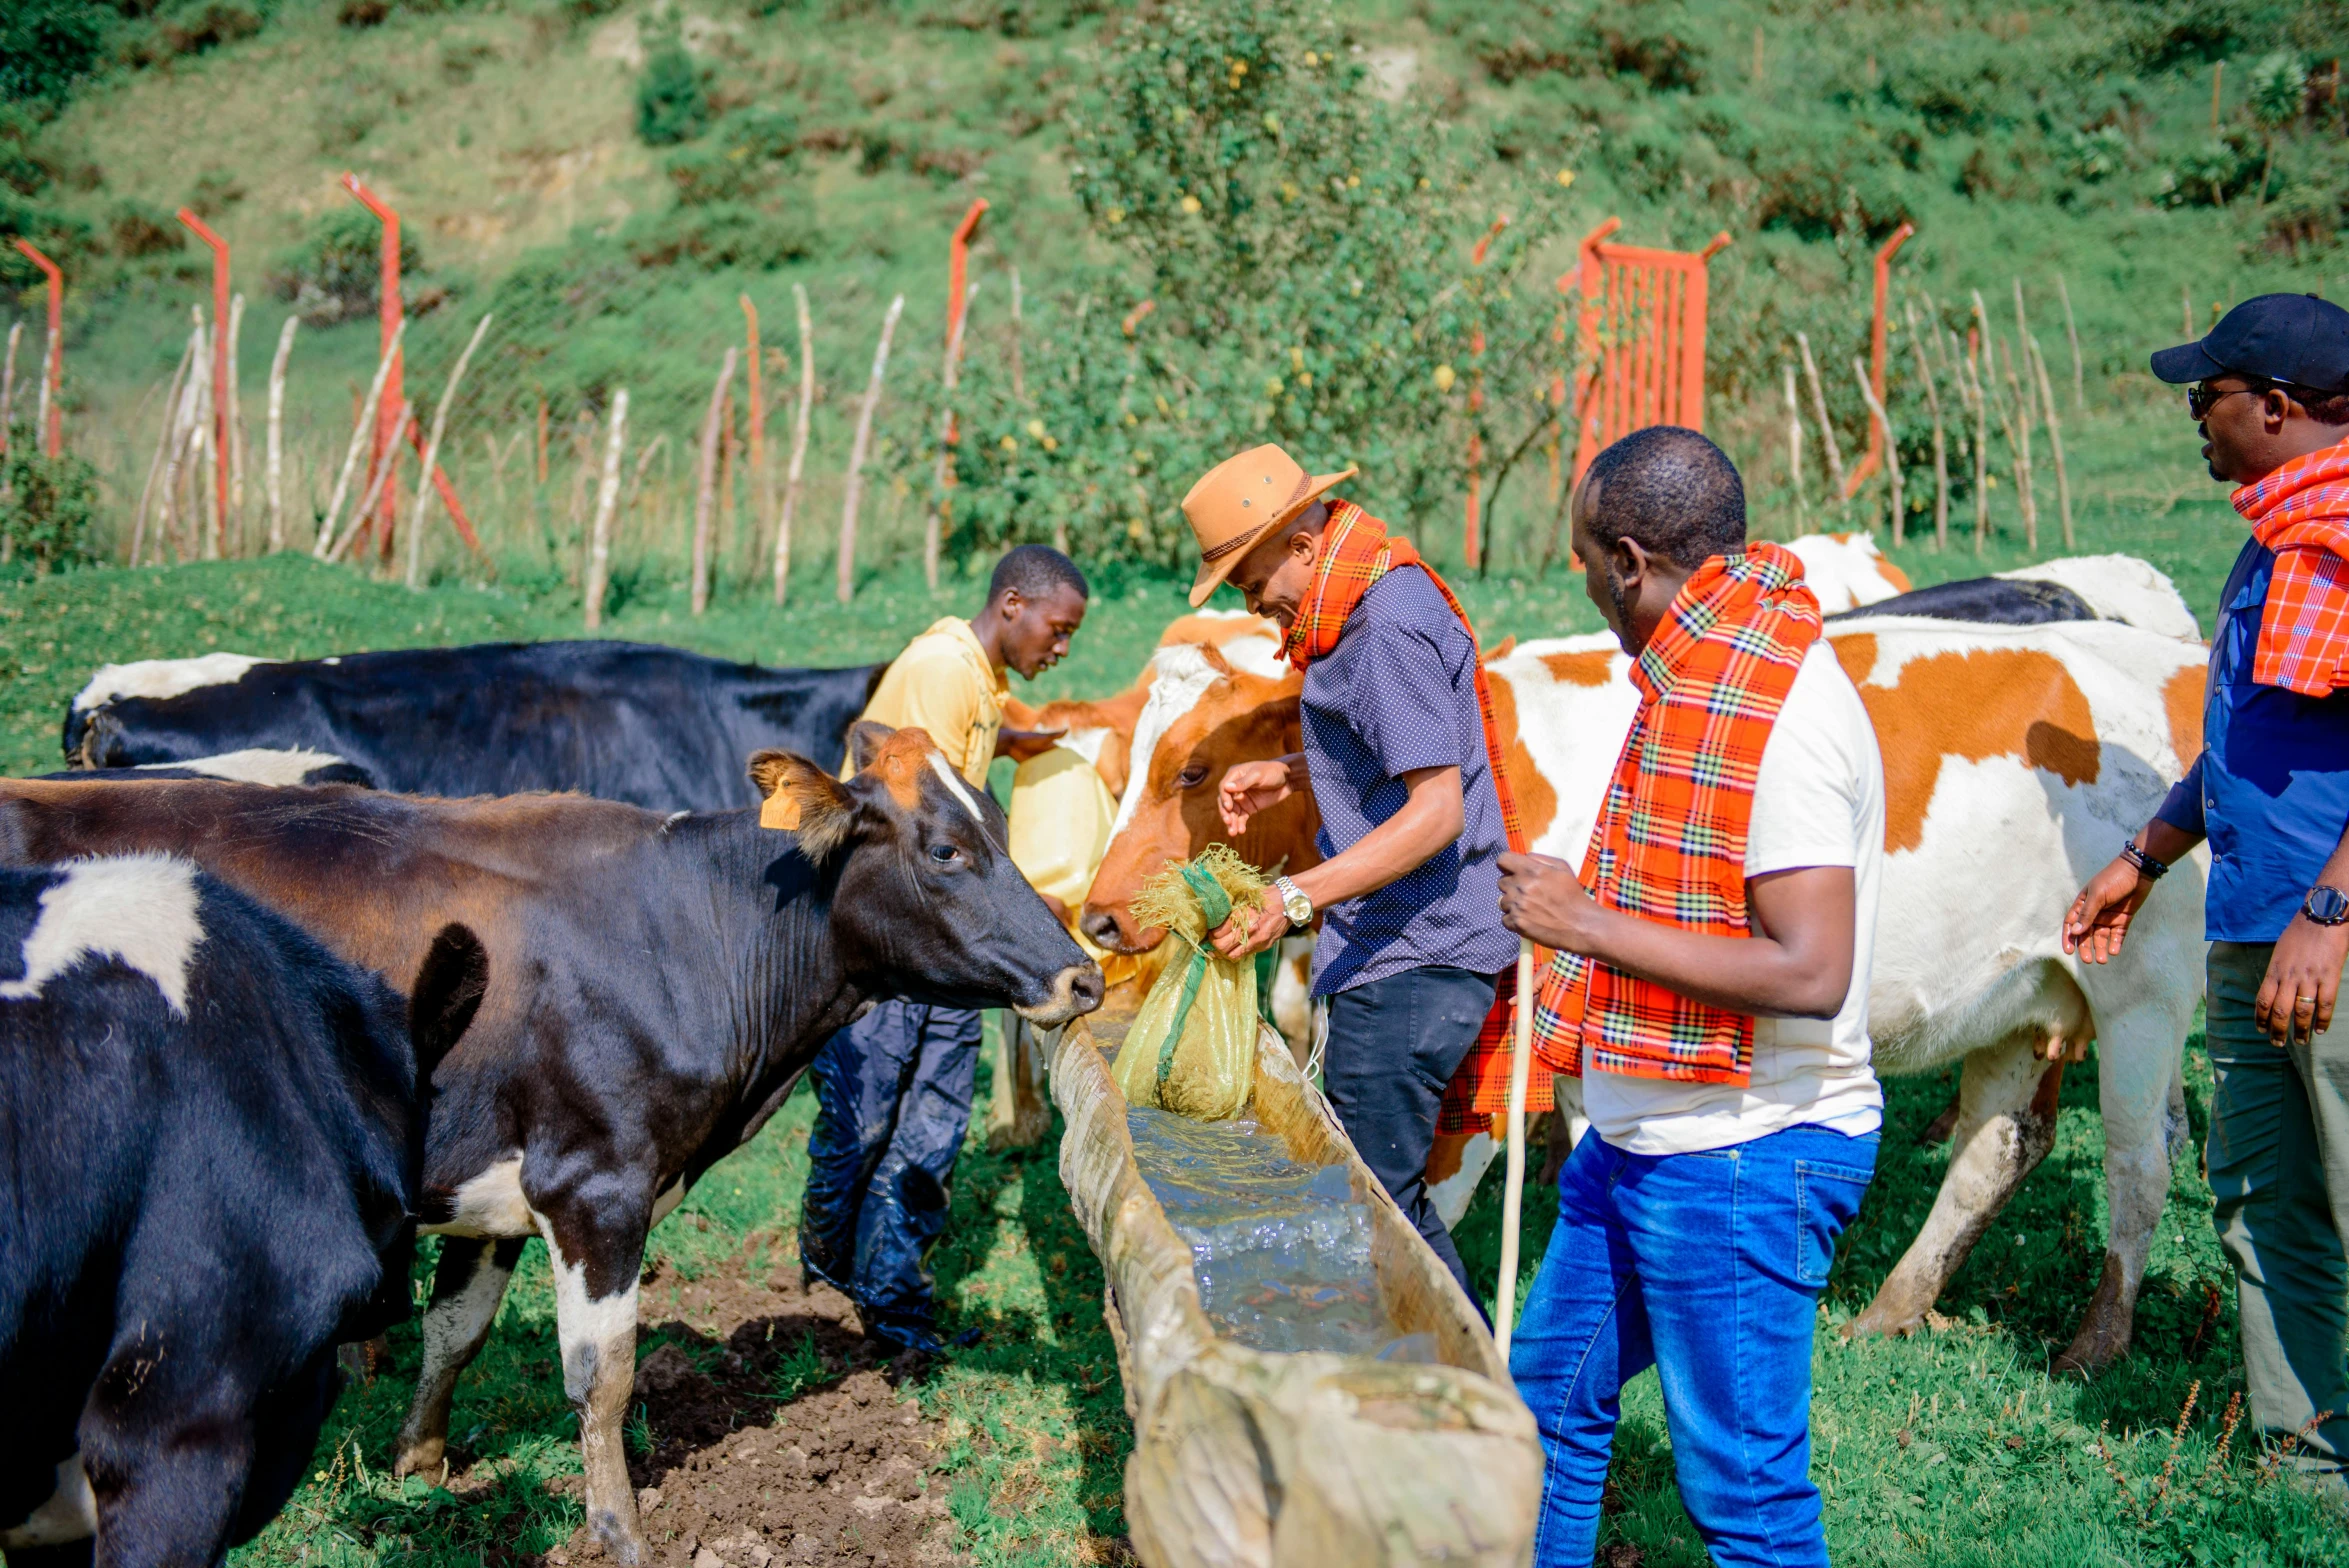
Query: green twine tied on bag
xmin=1155 ymin=860 xmax=1234 ymax=1091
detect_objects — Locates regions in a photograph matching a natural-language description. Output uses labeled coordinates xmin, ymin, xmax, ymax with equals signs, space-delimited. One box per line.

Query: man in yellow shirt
xmin=802 ymin=545 xmax=1089 ymax=1354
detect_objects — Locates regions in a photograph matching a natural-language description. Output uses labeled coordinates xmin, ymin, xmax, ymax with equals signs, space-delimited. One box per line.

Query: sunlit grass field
xmin=4 ymin=399 xmax=2343 ymax=1564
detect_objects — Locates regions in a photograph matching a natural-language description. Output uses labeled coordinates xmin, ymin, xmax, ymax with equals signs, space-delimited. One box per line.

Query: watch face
xmin=2310 ymin=887 xmax=2349 ymax=925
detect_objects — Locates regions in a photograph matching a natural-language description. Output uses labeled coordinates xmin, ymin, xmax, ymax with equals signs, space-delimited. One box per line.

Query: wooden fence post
xmin=266 ymin=316 xmax=298 ymax=552
xmin=692 ymin=347 xmax=739 ymax=616
xmin=1782 ymin=363 xmax=1810 ymax=528
xmin=774 ymin=283 xmax=814 ymax=607
xmin=837 ymin=294 xmax=905 ymax=605
xmin=405 ymin=312 xmax=494 ymax=589
xmin=1902 ymin=302 xmax=1950 ymax=551
xmin=2056 ymin=273 xmax=2084 ymax=413
xmin=316 ymin=317 xmax=408 ymax=559
xmin=585 ymin=389 xmax=629 ymax=631
xmin=1795 ymin=332 xmax=1848 ymax=512
xmin=2029 ymin=335 xmax=2074 ymax=550
xmin=1852 ymin=356 xmax=1905 ymax=546
xmin=0 ymin=321 xmax=18 ymax=451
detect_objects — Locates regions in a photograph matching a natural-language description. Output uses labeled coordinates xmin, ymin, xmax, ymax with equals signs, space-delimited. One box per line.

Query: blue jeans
xmin=1509 ymin=1122 xmax=1878 ymax=1567
xmin=800 ymin=1001 xmax=983 ymax=1346
xmin=1323 ymin=964 xmax=1499 ymax=1302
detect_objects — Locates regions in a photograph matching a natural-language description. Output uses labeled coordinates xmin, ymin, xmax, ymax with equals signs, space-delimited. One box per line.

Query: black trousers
xmin=1322 ymin=964 xmax=1500 ymax=1300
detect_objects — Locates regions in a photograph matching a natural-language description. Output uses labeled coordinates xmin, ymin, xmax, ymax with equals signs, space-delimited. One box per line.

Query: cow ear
xmin=846 ymin=720 xmax=897 ymax=773
xmin=749 ymin=748 xmax=854 ymax=859
xmin=409 ymin=923 xmax=489 ymax=1083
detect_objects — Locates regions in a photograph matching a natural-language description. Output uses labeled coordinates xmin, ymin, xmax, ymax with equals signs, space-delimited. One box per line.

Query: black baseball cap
xmin=2152 ymin=292 xmax=2349 ymax=393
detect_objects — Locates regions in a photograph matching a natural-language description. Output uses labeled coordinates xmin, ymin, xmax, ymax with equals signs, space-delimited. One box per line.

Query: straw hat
xmin=1181 ymin=444 xmax=1358 ymax=608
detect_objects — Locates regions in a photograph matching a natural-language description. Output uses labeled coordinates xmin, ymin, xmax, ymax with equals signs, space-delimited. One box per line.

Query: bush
xmin=0 ymin=449 xmax=102 ymax=576
xmin=620 ymin=201 xmax=815 ymax=268
xmin=663 ymin=106 xmax=797 ymax=204
xmin=2156 ymin=134 xmax=2263 ymax=208
xmin=1 ymin=0 xmax=106 ymax=107
xmin=269 ymin=207 xmax=427 ymax=323
xmin=1429 ymin=0 xmax=1703 ymax=93
xmin=637 ymin=43 xmax=710 ymax=146
xmin=109 ymin=199 xmax=183 ymax=257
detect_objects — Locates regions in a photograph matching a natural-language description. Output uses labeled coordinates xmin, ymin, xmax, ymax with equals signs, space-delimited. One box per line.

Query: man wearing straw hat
xmin=1495 ymin=427 xmax=1883 ymax=1567
xmin=1185 ymin=442 xmax=1525 ymax=1301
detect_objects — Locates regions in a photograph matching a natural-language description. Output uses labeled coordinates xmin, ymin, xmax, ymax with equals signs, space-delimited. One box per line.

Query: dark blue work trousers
xmin=800 ymin=1000 xmax=983 ymax=1345
xmin=1321 ymin=963 xmax=1499 ymax=1300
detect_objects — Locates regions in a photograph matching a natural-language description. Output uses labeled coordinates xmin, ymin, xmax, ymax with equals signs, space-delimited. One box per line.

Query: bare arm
xmin=1209 ymin=765 xmax=1465 ymax=960
xmin=1497 ymin=851 xmax=1856 ymax=1019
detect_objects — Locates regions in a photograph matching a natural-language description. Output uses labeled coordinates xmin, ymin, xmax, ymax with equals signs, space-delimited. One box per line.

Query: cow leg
xmin=2053 ymin=1001 xmax=2192 ymax=1375
xmin=1848 ymin=1034 xmax=2065 ymax=1341
xmin=394 ymin=1237 xmax=525 ymax=1479
xmin=538 ymin=1210 xmax=649 ymax=1566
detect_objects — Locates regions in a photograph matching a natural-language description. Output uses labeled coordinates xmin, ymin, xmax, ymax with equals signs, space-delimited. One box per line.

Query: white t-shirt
xmin=1582 ymin=642 xmax=1887 ymax=1155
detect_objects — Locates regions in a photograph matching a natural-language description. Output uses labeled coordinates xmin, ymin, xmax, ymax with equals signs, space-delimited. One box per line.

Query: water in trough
xmin=1099 ymin=1017 xmax=1432 ymax=1361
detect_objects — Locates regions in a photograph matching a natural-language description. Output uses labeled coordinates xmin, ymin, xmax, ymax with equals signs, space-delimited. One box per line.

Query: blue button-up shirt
xmin=1300 ymin=566 xmax=1517 ymax=995
xmin=2155 ymin=536 xmax=2349 ymax=941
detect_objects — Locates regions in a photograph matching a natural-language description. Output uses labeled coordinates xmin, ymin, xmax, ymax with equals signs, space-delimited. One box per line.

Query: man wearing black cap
xmin=2067 ymin=292 xmax=2349 ymax=1507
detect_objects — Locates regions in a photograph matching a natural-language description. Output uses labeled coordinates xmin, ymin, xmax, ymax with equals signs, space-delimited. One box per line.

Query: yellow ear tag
xmin=760 ymin=791 xmax=804 ymax=831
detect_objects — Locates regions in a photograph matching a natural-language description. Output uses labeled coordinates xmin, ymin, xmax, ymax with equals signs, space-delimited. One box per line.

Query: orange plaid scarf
xmin=1278 ymin=501 xmax=1543 ymax=1133
xmin=1530 ymin=542 xmax=1821 ymax=1085
xmin=2237 ymin=436 xmax=2349 ymax=697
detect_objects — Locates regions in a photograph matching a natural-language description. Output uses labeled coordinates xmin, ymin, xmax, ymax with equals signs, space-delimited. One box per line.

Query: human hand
xmin=1218 ymin=759 xmax=1298 ymax=837
xmin=2062 ymin=856 xmax=2153 ymax=965
xmin=1498 ymin=851 xmax=1605 ymax=953
xmin=2254 ymin=914 xmax=2349 ymax=1047
xmin=997 ymin=726 xmax=1068 ymax=763
xmin=1209 ymin=885 xmax=1289 ymax=961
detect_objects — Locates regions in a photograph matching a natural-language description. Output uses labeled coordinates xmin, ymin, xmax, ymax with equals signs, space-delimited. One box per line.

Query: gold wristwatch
xmin=1273 ymin=874 xmax=1313 ymax=929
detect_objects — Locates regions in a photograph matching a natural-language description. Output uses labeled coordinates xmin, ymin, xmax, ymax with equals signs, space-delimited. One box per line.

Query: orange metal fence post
xmin=940 ymin=199 xmax=987 ymax=485
xmin=177 ymin=209 xmax=233 ymax=548
xmin=1843 ymin=221 xmax=1914 ymax=499
xmin=1463 ymin=214 xmax=1508 ymax=572
xmin=12 ymin=240 xmax=64 ymax=457
xmin=342 ymin=173 xmax=403 ymax=562
xmin=1564 ymin=220 xmax=1732 ymax=489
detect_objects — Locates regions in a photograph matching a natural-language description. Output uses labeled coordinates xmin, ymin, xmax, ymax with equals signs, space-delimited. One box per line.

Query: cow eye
xmin=928 ymin=843 xmax=962 ymax=865
xmin=1175 ymin=762 xmax=1210 ymax=789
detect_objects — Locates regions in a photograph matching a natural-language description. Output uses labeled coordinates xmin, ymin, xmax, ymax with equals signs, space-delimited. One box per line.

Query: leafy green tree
xmin=944 ymin=0 xmax=1571 ymax=569
xmin=0 ymin=448 xmax=101 ymax=576
xmin=0 ymin=1 xmax=106 ymax=108
xmin=637 ymin=43 xmax=710 ymax=147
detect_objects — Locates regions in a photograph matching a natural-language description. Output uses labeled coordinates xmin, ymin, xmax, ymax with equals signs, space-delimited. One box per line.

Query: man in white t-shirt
xmin=1496 ymin=427 xmax=1884 ymax=1568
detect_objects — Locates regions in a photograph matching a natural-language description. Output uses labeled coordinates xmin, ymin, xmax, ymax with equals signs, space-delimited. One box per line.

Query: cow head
xmin=749 ymin=725 xmax=1102 ymax=1026
xmin=1078 ymin=644 xmax=1317 ymax=954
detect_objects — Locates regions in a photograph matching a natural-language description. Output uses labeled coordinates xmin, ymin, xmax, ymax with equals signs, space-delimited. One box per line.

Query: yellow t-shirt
xmin=851 ymin=616 xmax=1008 ymax=787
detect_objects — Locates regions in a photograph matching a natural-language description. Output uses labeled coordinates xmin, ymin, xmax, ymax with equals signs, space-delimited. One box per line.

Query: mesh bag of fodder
xmin=1108 ymin=846 xmax=1268 ymax=1121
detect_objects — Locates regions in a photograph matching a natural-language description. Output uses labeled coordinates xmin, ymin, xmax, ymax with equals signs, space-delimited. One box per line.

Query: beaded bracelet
xmin=2119 ymin=839 xmax=2170 ymax=880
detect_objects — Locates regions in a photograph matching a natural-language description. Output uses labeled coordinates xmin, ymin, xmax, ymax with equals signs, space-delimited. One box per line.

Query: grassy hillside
xmin=4 ymin=0 xmax=2346 ymax=590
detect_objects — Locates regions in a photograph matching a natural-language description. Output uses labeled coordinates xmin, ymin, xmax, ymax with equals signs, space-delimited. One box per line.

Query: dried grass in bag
xmin=1107 ymin=846 xmax=1267 ymax=1122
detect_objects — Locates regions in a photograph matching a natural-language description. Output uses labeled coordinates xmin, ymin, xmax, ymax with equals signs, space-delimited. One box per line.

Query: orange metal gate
xmin=1566 ymin=219 xmax=1732 ymax=485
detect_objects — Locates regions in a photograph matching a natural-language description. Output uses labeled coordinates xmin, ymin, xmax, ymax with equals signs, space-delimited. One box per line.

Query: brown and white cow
xmin=1080 ymin=617 xmax=2210 ymax=1373
xmin=0 ymin=728 xmax=1101 ymax=1563
xmin=1785 ymin=531 xmax=1913 ymax=612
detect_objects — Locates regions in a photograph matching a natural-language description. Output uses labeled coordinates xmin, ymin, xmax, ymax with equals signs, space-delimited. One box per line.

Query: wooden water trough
xmin=1047 ymin=1006 xmax=1541 ymax=1568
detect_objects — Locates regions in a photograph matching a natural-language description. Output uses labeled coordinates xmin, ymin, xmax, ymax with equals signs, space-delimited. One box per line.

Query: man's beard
xmin=1600 ymin=561 xmax=1636 ymax=632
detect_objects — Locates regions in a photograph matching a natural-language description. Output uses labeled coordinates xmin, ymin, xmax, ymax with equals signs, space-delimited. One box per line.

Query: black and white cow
xmin=0 ymin=856 xmax=486 ymax=1568
xmin=62 ymin=642 xmax=887 ymax=809
xmin=32 ymin=749 xmax=376 ymax=789
xmin=1830 ymin=554 xmax=2204 ymax=639
xmin=0 ymin=723 xmax=1100 ymax=1564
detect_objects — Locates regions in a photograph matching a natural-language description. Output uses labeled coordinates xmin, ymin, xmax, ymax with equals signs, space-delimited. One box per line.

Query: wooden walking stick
xmin=1496 ymin=938 xmax=1537 ymax=1361
xmin=691 ymin=347 xmax=738 ymax=616
xmin=838 ymin=294 xmax=905 ymax=605
xmin=774 ymin=283 xmax=815 ymax=606
xmin=585 ymin=389 xmax=629 ymax=631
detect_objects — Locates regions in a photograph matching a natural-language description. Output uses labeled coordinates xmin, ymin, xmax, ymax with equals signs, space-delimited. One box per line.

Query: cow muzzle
xmin=1015 ymin=962 xmax=1106 ymax=1027
xmin=1079 ymin=902 xmax=1164 ymax=956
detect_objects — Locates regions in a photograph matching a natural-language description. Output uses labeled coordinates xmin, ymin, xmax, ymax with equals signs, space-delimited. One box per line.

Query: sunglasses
xmin=2186 ymin=380 xmax=2267 ymax=421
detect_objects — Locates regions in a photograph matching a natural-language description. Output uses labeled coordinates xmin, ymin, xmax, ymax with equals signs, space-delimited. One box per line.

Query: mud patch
xmin=542 ymin=1246 xmax=968 ymax=1567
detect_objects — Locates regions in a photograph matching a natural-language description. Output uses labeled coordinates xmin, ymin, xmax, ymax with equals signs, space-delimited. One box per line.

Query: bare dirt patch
xmin=543 ymin=1247 xmax=969 ymax=1567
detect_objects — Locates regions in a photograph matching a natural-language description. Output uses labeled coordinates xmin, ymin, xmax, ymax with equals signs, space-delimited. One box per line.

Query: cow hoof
xmin=1841 ymin=1305 xmax=1920 ymax=1342
xmin=590 ymin=1509 xmax=648 ymax=1567
xmin=392 ymin=1437 xmax=446 ymax=1480
xmin=2052 ymin=1256 xmax=2133 ymax=1376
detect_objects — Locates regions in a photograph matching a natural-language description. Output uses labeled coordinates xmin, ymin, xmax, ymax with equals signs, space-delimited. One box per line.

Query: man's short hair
xmin=1580 ymin=426 xmax=1747 ymax=569
xmin=988 ymin=544 xmax=1088 ymax=605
